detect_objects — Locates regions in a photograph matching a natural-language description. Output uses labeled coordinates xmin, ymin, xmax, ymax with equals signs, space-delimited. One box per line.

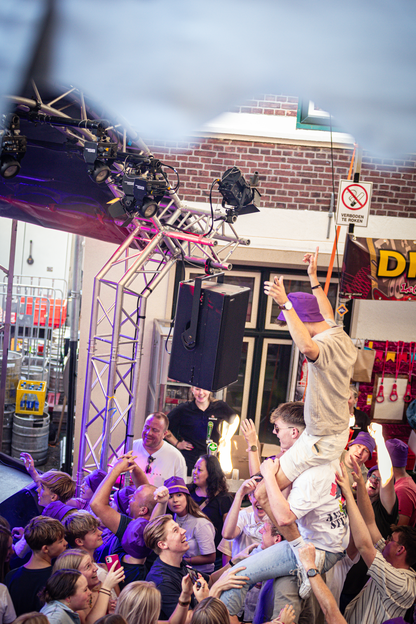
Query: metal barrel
xmin=0 ymin=351 xmax=23 ymax=403
xmin=11 ymin=413 xmax=50 ymax=466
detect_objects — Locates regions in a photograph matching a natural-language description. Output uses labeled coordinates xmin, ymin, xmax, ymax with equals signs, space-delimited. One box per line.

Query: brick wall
xmin=145 ymin=95 xmax=416 ymax=218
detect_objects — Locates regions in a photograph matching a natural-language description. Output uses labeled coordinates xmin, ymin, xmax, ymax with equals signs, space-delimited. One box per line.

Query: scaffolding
xmin=77 ymin=192 xmax=250 ymax=481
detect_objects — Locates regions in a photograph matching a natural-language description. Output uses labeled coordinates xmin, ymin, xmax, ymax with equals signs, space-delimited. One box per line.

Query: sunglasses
xmin=145 ymin=455 xmax=156 ymax=474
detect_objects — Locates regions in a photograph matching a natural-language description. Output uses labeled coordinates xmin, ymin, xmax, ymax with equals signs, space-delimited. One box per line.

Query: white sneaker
xmin=297 ymin=549 xmax=325 ymax=599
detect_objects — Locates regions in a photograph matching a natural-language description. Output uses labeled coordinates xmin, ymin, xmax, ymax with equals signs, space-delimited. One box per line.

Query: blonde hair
xmin=191 ymin=597 xmax=230 ymax=624
xmin=115 ymin=581 xmax=160 ymax=624
xmin=63 ymin=510 xmax=100 ymax=547
xmin=53 ymin=548 xmax=89 ymax=573
xmin=39 ymin=471 xmax=76 ymax=502
xmin=14 ymin=613 xmax=49 ymax=624
xmin=143 ymin=515 xmax=172 ymax=555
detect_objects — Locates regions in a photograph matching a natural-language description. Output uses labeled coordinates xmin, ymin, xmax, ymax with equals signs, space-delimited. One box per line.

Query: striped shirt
xmin=344 ymin=539 xmax=416 ymax=624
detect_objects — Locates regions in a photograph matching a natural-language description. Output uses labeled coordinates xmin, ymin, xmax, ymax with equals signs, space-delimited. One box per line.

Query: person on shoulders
xmin=132 ymin=413 xmax=187 ymax=487
xmin=263 ymin=247 xmax=357 ymax=493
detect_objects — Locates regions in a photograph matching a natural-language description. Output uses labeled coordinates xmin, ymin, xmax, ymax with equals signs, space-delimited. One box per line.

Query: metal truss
xmin=3 ymin=80 xmax=251 ymax=481
xmin=77 ymin=187 xmax=251 ymax=481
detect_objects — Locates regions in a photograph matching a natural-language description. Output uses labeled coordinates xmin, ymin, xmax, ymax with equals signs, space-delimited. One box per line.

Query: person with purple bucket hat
xmin=340 ymin=431 xmax=375 ymax=490
xmin=260 ymin=246 xmax=356 ymax=587
xmin=386 ymin=438 xmax=416 ymax=527
xmin=263 ymin=246 xmax=357 ymax=488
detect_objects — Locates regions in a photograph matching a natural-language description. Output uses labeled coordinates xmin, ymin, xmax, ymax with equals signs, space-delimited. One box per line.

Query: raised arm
xmin=264 ymin=276 xmax=319 ymax=360
xmin=240 ymin=419 xmax=261 ymax=476
xmin=369 ymin=423 xmax=396 ymax=515
xmin=90 ymin=453 xmax=135 ymax=533
xmin=222 ymin=478 xmax=258 ymax=539
xmin=260 ymin=457 xmax=296 ymax=526
xmin=303 ymin=246 xmax=334 ymax=321
xmin=20 ymin=453 xmax=41 ymax=485
xmin=299 ymin=544 xmax=346 ymax=624
xmin=349 ymin=456 xmax=382 ymax=545
xmin=335 ymin=462 xmax=379 ymax=568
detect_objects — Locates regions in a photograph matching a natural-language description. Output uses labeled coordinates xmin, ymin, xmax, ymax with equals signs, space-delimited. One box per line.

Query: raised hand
xmin=303 ymin=246 xmax=319 ymax=278
xmin=264 ymin=276 xmax=287 ymax=307
xmin=241 ymin=418 xmax=258 ymax=448
xmin=238 ymin=477 xmax=260 ymax=497
xmin=260 ymin=456 xmax=280 ymax=479
xmin=153 ymin=486 xmax=170 ymax=504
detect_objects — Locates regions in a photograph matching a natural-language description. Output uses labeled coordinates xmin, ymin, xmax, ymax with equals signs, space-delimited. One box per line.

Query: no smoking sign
xmin=336 ymin=179 xmax=372 ymax=227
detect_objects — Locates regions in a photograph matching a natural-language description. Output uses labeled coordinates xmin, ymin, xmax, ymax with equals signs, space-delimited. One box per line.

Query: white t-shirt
xmin=288 ymin=460 xmax=350 ymax=553
xmin=0 ymin=584 xmax=16 ymax=624
xmin=306 ymin=319 xmax=357 ymax=436
xmin=131 ymin=439 xmax=187 ymax=487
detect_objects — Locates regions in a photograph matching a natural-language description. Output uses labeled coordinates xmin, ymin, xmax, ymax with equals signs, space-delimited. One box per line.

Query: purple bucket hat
xmin=113 ymin=486 xmax=135 ymax=516
xmin=277 ymin=292 xmax=325 ymax=323
xmin=386 ymin=438 xmax=408 ymax=468
xmin=84 ymin=469 xmax=107 ymax=493
xmin=42 ymin=501 xmax=77 ymax=522
xmin=121 ymin=518 xmax=152 ymax=559
xmin=348 ymin=431 xmax=376 ymax=456
xmin=164 ymin=476 xmax=189 ymax=495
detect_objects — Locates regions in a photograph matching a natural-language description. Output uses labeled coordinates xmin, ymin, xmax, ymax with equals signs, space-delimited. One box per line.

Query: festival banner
xmin=340 ymin=235 xmax=416 ymax=300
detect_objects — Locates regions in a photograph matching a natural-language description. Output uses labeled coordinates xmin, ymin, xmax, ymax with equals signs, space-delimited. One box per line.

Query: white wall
xmin=0 ymin=218 xmax=72 ymax=285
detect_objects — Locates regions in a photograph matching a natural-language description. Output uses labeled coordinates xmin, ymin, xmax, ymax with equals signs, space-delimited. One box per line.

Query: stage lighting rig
xmin=217 ymin=166 xmax=261 ymax=223
xmin=83 ymin=137 xmax=117 ymax=184
xmin=0 ymin=114 xmax=27 ymax=179
xmin=108 ymin=156 xmax=172 ymax=223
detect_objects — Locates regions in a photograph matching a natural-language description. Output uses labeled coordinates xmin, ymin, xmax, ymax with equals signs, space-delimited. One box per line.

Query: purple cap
xmin=121 ymin=518 xmax=152 ymax=559
xmin=386 ymin=438 xmax=408 ymax=468
xmin=113 ymin=486 xmax=135 ymax=516
xmin=277 ymin=292 xmax=325 ymax=323
xmin=84 ymin=469 xmax=107 ymax=493
xmin=367 ymin=464 xmax=379 ymax=478
xmin=348 ymin=431 xmax=376 ymax=456
xmin=164 ymin=476 xmax=189 ymax=495
xmin=42 ymin=501 xmax=77 ymax=522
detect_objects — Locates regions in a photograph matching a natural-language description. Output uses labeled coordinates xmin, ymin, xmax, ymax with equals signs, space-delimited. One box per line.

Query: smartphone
xmin=186 ymin=566 xmax=201 ymax=588
xmin=105 ymin=554 xmax=121 ymax=572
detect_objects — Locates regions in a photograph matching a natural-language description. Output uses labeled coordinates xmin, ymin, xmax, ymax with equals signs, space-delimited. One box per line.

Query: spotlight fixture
xmin=0 ymin=114 xmax=27 ymax=179
xmin=217 ymin=166 xmax=261 ymax=222
xmin=83 ymin=139 xmax=117 ymax=183
xmin=108 ymin=156 xmax=172 ymax=224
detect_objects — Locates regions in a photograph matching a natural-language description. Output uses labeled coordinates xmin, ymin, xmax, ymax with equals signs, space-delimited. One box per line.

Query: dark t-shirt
xmin=350 ymin=408 xmax=372 ymax=439
xmin=95 ymin=513 xmax=132 ymax=563
xmin=5 ymin=565 xmax=52 ymax=615
xmin=146 ymin=558 xmax=208 ymax=619
xmin=187 ymin=485 xmax=234 ymax=549
xmin=168 ymin=400 xmax=236 ymax=472
xmin=119 ymin=559 xmax=147 ymax=589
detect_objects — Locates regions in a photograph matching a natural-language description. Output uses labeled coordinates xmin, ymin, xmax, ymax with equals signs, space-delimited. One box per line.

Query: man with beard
xmin=132 ymin=412 xmax=187 ymax=487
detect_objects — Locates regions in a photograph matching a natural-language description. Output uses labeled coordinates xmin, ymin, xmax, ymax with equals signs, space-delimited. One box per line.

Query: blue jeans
xmin=220 ymin=541 xmax=343 ymax=616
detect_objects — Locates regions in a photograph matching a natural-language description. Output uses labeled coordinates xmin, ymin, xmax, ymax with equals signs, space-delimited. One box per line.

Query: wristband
xmin=99 ymin=588 xmax=111 ymax=595
xmin=175 ymin=440 xmax=179 ymax=447
xmin=311 ymin=284 xmax=321 ymax=290
xmin=178 ymin=599 xmax=192 ymax=607
xmin=229 ymin=559 xmax=235 ymax=567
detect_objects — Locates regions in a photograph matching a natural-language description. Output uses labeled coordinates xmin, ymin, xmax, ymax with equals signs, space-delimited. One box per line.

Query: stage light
xmin=0 ymin=114 xmax=27 ymax=179
xmin=91 ymin=160 xmax=111 ymax=183
xmin=217 ymin=166 xmax=261 ymax=222
xmin=84 ymin=139 xmax=117 ymax=184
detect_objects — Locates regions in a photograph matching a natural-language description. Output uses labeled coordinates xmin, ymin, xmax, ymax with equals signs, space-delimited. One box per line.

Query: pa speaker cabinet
xmin=169 ymin=279 xmax=250 ymax=391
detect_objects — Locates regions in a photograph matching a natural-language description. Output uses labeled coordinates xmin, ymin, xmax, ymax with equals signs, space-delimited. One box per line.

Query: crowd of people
xmin=1 ymin=246 xmax=415 ymax=624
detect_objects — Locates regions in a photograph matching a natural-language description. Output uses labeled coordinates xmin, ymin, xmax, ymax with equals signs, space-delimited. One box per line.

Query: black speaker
xmin=168 ymin=278 xmax=250 ymax=391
